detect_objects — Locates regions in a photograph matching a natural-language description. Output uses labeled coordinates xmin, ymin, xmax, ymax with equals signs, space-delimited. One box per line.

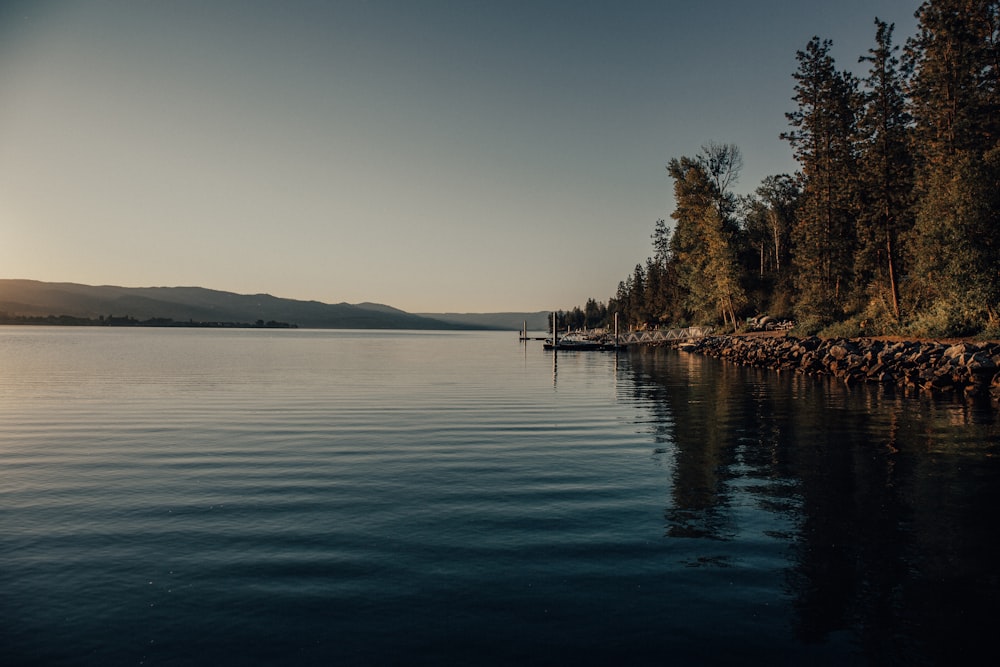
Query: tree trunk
xmin=886 ymin=215 xmax=901 ymax=322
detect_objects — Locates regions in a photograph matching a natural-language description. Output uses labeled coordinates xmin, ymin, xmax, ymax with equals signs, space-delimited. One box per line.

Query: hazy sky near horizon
xmin=1 ymin=0 xmax=921 ymax=313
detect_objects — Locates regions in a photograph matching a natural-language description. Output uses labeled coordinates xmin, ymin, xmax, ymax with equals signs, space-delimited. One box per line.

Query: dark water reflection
xmin=4 ymin=329 xmax=1000 ymax=666
xmin=625 ymin=346 xmax=1000 ymax=665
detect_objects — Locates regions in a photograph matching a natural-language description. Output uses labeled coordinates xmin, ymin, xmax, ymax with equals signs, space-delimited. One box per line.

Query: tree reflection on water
xmin=625 ymin=346 xmax=1000 ymax=664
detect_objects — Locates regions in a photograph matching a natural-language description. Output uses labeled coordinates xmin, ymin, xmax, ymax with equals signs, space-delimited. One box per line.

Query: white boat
xmin=541 ymin=312 xmax=624 ymax=351
xmin=543 ymin=332 xmax=623 ymax=351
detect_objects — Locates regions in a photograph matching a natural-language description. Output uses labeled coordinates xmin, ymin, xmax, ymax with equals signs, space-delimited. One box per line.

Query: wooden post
xmin=552 ymin=312 xmax=558 ymax=346
xmin=614 ymin=312 xmax=619 ymax=346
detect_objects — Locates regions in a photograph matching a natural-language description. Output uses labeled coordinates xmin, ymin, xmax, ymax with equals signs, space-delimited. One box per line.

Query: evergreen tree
xmin=702 ymin=205 xmax=747 ymax=331
xmin=651 ymin=218 xmax=671 ymax=264
xmin=583 ymin=298 xmax=605 ymax=328
xmin=614 ymin=279 xmax=632 ymax=328
xmin=646 ymin=219 xmax=685 ymax=324
xmin=906 ymin=0 xmax=1000 ymax=160
xmin=857 ymin=18 xmax=914 ymax=325
xmin=742 ymin=195 xmax=771 ymax=280
xmin=740 ymin=175 xmax=799 ymax=317
xmin=563 ymin=6 xmax=1000 ymax=335
xmin=668 ymin=156 xmax=714 ymax=323
xmin=643 ymin=257 xmax=666 ymax=323
xmin=667 ymin=148 xmax=748 ymax=329
xmin=630 ymin=263 xmax=648 ymax=325
xmin=743 ymin=174 xmax=799 ymax=278
xmin=904 ymin=0 xmax=1000 ymax=332
xmin=782 ymin=37 xmax=862 ymax=324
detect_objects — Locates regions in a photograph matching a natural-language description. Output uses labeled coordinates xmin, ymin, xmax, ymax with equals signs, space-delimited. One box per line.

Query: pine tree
xmin=744 ymin=174 xmax=799 ymax=278
xmin=630 ymin=264 xmax=648 ymax=325
xmin=782 ymin=37 xmax=862 ymax=324
xmin=856 ymin=19 xmax=914 ymax=325
xmin=702 ymin=205 xmax=747 ymax=331
xmin=667 ymin=148 xmax=748 ymax=329
xmin=583 ymin=298 xmax=605 ymax=328
xmin=904 ymin=0 xmax=1000 ymax=332
xmin=906 ymin=0 xmax=1000 ymax=160
xmin=668 ymin=156 xmax=715 ymax=323
xmin=651 ymin=219 xmax=671 ymax=264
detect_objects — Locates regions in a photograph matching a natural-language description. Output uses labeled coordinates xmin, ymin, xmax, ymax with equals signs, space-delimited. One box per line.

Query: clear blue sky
xmin=0 ymin=0 xmax=920 ymax=312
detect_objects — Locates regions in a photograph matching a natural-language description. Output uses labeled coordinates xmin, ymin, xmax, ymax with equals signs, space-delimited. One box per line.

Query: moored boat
xmin=542 ymin=312 xmax=624 ymax=351
xmin=543 ymin=332 xmax=623 ymax=351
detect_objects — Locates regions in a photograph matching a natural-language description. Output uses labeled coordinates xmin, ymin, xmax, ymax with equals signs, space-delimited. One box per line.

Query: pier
xmin=528 ymin=313 xmax=713 ymax=349
xmin=616 ymin=326 xmax=713 ymax=345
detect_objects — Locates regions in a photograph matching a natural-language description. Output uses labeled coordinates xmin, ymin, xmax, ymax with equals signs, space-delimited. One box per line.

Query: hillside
xmin=415 ymin=311 xmax=551 ymax=331
xmin=0 ymin=280 xmax=476 ymax=329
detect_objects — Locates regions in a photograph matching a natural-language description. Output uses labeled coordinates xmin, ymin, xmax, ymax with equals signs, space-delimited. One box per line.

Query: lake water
xmin=2 ymin=327 xmax=998 ymax=666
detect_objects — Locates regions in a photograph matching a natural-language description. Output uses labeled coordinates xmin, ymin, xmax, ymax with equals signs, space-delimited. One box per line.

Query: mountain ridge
xmin=415 ymin=311 xmax=551 ymax=331
xmin=0 ymin=279 xmax=485 ymax=329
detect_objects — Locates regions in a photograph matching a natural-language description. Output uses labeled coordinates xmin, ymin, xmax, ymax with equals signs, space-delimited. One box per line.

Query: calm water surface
xmin=1 ymin=327 xmax=998 ymax=665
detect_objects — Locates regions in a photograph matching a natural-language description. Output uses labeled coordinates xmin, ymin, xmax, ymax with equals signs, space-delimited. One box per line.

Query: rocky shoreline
xmin=679 ymin=334 xmax=1000 ymax=402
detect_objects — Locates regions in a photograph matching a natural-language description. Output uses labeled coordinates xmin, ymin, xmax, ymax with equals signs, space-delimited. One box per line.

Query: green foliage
xmin=742 ymin=175 xmax=799 ymax=280
xmin=904 ymin=0 xmax=1000 ymax=334
xmin=783 ymin=36 xmax=862 ymax=322
xmin=978 ymin=323 xmax=1000 ymax=341
xmin=818 ymin=317 xmax=866 ymax=339
xmin=768 ymin=284 xmax=795 ymax=321
xmin=855 ymin=18 xmax=913 ymax=322
xmin=563 ymin=2 xmax=1000 ymax=339
xmin=905 ymin=0 xmax=1000 ymax=161
xmin=905 ymin=148 xmax=1000 ymax=330
xmin=651 ymin=219 xmax=671 ymax=263
xmin=904 ymin=299 xmax=984 ymax=338
xmin=666 ymin=146 xmax=750 ymax=330
xmin=855 ymin=290 xmax=906 ymax=336
xmin=790 ymin=317 xmax=829 ymax=337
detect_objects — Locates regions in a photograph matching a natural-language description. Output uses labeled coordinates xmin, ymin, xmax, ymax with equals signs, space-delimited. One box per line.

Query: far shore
xmin=0 ymin=315 xmax=297 ymax=329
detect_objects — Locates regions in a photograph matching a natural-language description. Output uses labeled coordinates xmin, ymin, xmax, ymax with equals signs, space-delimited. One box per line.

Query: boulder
xmin=677 ymin=334 xmax=998 ymax=404
xmin=828 ymin=345 xmax=850 ymax=361
xmin=945 ymin=342 xmax=979 ymax=358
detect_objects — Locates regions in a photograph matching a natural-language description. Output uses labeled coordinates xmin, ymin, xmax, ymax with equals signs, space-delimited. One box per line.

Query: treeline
xmin=0 ymin=313 xmax=298 ymax=328
xmin=565 ymin=0 xmax=1000 ymax=338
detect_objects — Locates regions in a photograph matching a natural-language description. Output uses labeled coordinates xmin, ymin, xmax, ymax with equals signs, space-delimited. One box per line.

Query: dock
xmin=616 ymin=326 xmax=713 ymax=345
xmin=524 ymin=313 xmax=712 ymax=350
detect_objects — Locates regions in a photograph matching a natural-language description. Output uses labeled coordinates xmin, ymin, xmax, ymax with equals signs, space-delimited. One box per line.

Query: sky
xmin=0 ymin=0 xmax=922 ymax=313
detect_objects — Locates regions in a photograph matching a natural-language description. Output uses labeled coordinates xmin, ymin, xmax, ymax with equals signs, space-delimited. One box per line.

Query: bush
xmin=768 ymin=288 xmax=795 ymax=321
xmin=791 ymin=317 xmax=828 ymax=337
xmin=904 ymin=300 xmax=982 ymax=338
xmin=977 ymin=323 xmax=1000 ymax=341
xmin=856 ymin=297 xmax=905 ymax=336
xmin=820 ymin=317 xmax=865 ymax=339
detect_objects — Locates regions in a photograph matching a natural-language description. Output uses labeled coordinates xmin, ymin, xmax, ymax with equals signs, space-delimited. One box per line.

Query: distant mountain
xmin=415 ymin=311 xmax=551 ymax=331
xmin=0 ymin=280 xmax=477 ymax=329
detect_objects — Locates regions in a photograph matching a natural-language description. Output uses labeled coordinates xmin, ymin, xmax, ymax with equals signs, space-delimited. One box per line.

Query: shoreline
xmin=672 ymin=333 xmax=1000 ymax=403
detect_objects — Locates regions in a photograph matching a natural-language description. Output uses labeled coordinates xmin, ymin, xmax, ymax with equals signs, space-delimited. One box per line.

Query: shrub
xmin=820 ymin=317 xmax=864 ymax=339
xmin=904 ymin=300 xmax=981 ymax=338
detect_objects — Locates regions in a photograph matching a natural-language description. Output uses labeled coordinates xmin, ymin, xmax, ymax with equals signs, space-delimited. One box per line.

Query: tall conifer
xmin=667 ymin=148 xmax=747 ymax=329
xmin=857 ymin=19 xmax=914 ymax=325
xmin=783 ymin=37 xmax=862 ymax=324
xmin=905 ymin=0 xmax=1000 ymax=332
